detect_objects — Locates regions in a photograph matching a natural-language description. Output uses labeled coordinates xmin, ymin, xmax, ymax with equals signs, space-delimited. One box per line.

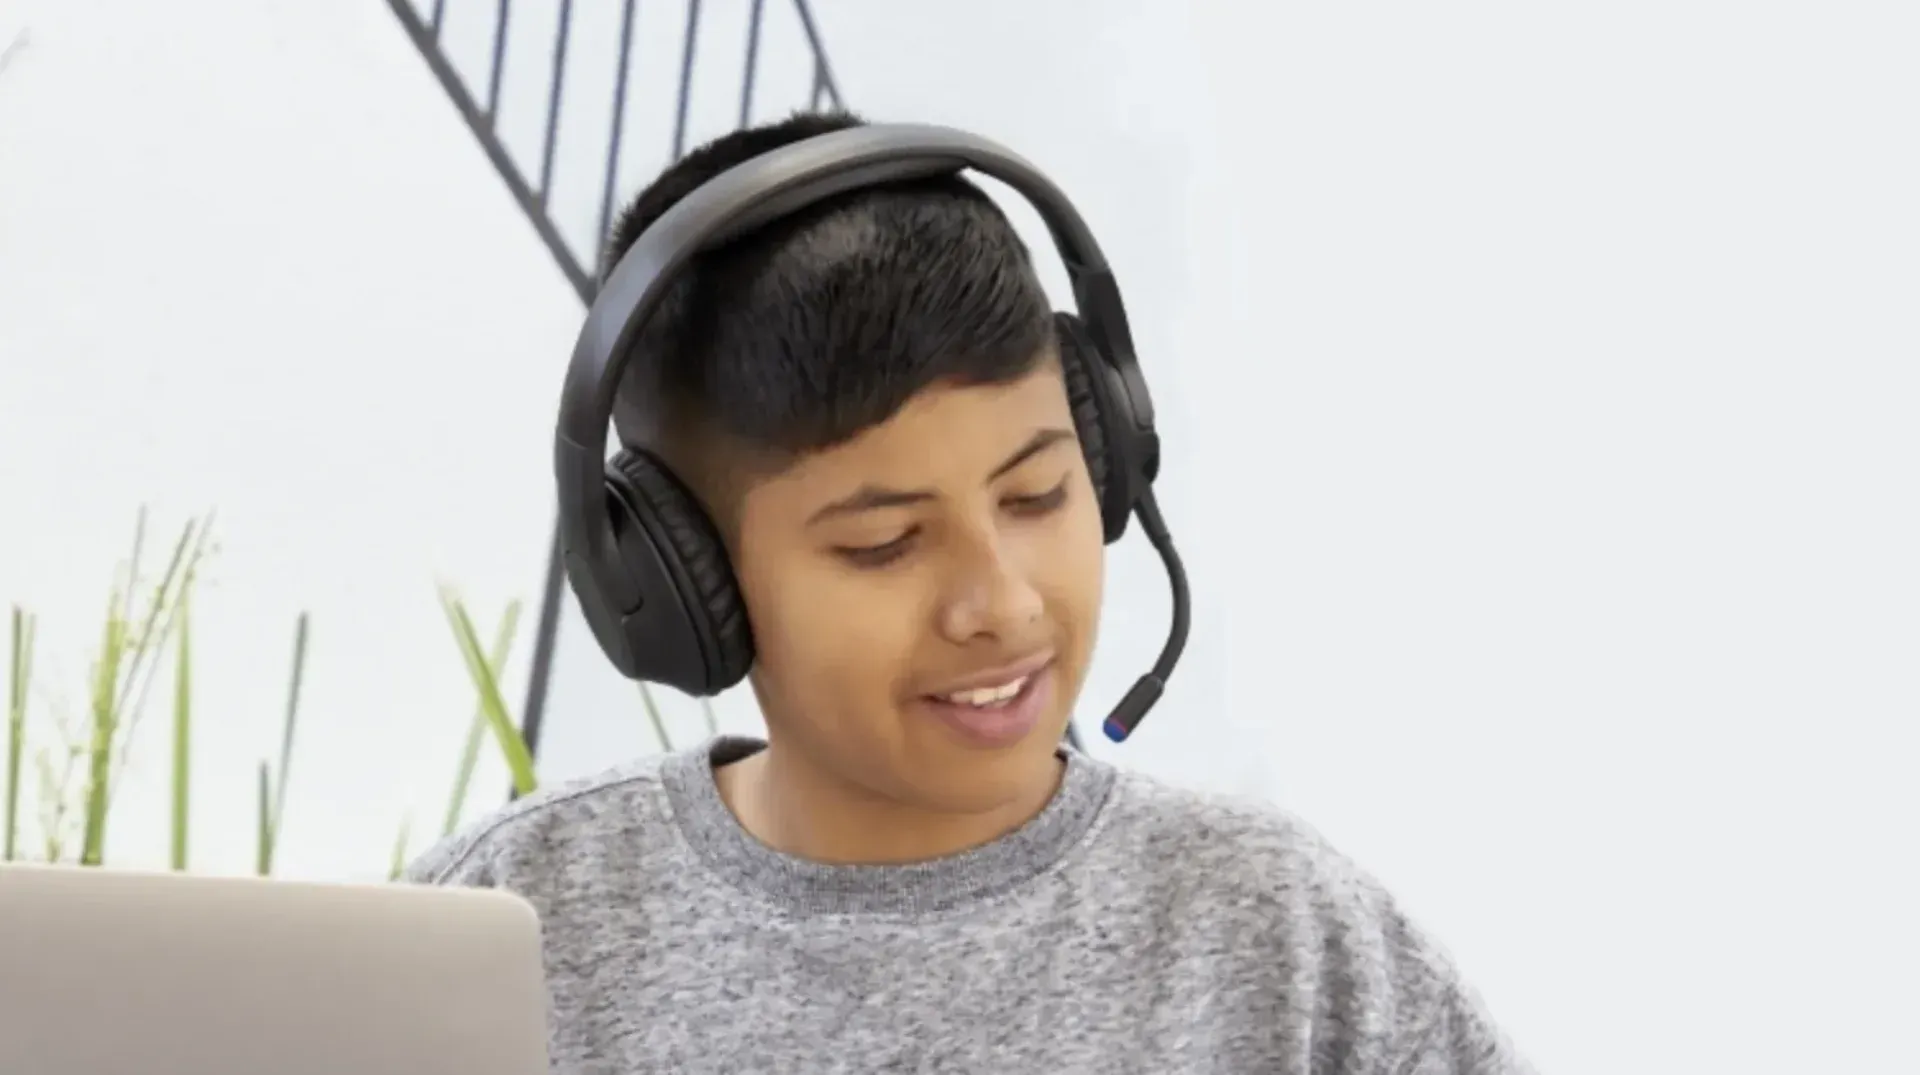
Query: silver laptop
xmin=0 ymin=863 xmax=550 ymax=1075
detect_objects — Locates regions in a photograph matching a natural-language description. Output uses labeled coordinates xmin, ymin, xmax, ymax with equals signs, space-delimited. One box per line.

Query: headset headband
xmin=555 ymin=123 xmax=1153 ymax=612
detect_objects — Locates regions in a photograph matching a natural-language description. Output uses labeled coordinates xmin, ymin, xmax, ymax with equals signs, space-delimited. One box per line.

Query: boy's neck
xmin=713 ymin=741 xmax=1064 ymax=866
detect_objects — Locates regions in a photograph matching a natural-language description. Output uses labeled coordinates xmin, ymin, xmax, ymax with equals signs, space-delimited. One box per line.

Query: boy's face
xmin=731 ymin=357 xmax=1104 ymax=814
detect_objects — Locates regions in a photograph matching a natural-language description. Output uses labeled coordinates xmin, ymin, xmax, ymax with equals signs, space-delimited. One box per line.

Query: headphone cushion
xmin=1054 ymin=312 xmax=1130 ymax=542
xmin=606 ymin=449 xmax=755 ymax=690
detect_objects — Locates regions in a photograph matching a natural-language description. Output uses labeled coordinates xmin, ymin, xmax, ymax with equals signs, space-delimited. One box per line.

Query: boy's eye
xmin=830 ymin=480 xmax=1067 ymax=569
xmin=833 ymin=528 xmax=918 ymax=569
xmin=1004 ymin=480 xmax=1069 ymax=517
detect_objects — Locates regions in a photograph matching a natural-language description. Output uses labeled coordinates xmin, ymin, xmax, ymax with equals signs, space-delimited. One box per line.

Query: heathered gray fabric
xmin=409 ymin=737 xmax=1531 ymax=1074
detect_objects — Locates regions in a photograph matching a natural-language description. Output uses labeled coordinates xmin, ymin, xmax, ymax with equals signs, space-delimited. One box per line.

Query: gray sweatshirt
xmin=409 ymin=737 xmax=1532 ymax=1074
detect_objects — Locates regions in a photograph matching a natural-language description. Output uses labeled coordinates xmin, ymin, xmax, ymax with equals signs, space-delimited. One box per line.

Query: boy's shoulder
xmin=1098 ymin=769 xmax=1528 ymax=1070
xmin=1099 ymin=767 xmax=1455 ymax=982
xmin=1098 ymin=764 xmax=1387 ymax=905
xmin=403 ymin=750 xmax=681 ymax=889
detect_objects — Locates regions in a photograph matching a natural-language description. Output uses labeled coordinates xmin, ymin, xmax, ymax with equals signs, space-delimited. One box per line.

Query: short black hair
xmin=605 ymin=110 xmax=1054 ymax=460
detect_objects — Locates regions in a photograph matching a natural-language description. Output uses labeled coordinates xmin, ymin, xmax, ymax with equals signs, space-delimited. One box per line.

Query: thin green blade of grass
xmin=6 ymin=606 xmax=35 ymax=862
xmin=110 ymin=515 xmax=198 ymax=720
xmin=119 ymin=517 xmax=213 ymax=732
xmin=254 ymin=760 xmax=271 ymax=876
xmin=170 ymin=587 xmax=192 ymax=872
xmin=387 ymin=813 xmax=413 ymax=882
xmin=121 ymin=506 xmax=148 ymax=627
xmin=442 ymin=600 xmax=522 ymax=838
xmin=81 ymin=513 xmax=211 ymax=863
xmin=34 ymin=749 xmax=61 ymax=862
xmin=437 ymin=587 xmax=537 ymax=796
xmin=80 ymin=601 xmax=128 ymax=867
xmin=638 ymin=683 xmax=673 ymax=753
xmin=254 ymin=614 xmax=307 ymax=879
xmin=268 ymin=613 xmax=308 ymax=854
xmin=111 ymin=515 xmax=213 ymax=804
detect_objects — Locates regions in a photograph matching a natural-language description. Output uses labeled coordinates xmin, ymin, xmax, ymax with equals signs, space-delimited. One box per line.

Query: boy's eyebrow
xmin=989 ymin=427 xmax=1075 ymax=482
xmin=806 ymin=427 xmax=1076 ymax=526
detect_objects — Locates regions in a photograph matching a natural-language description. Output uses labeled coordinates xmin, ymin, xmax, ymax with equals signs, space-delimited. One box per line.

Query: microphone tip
xmin=1103 ymin=675 xmax=1164 ymax=744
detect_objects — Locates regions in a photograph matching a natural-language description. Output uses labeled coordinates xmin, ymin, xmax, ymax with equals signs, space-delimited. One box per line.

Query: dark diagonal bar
xmin=595 ymin=0 xmax=641 ymax=276
xmin=740 ymin=0 xmax=766 ymax=127
xmin=671 ymin=0 xmax=703 ymax=161
xmin=537 ymin=0 xmax=575 ymax=205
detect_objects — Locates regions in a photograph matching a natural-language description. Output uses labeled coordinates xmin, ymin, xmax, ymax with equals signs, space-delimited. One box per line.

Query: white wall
xmin=0 ymin=0 xmax=831 ymax=873
xmin=0 ymin=0 xmax=580 ymax=879
xmin=796 ymin=3 xmax=1918 ymax=1074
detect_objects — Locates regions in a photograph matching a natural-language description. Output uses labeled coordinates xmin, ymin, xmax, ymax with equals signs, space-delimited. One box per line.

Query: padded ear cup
xmin=1054 ymin=312 xmax=1134 ymax=543
xmin=604 ymin=448 xmax=755 ymax=692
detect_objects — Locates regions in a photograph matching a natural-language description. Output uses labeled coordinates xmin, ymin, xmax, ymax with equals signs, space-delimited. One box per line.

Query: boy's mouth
xmin=933 ymin=675 xmax=1032 ymax=708
xmin=917 ymin=656 xmax=1056 ymax=749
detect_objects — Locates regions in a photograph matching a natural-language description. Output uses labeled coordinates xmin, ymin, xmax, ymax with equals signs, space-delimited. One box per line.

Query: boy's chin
xmin=895 ymin=726 xmax=1070 ymax=817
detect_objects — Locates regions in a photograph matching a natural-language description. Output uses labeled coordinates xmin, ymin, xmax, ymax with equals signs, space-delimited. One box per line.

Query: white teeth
xmin=939 ymin=677 xmax=1029 ymax=708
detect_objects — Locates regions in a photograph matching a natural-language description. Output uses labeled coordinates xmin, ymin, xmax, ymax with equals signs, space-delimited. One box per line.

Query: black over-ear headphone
xmin=554 ymin=123 xmax=1190 ymax=743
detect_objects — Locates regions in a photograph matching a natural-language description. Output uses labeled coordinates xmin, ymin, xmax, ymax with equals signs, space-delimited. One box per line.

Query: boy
xmin=410 ymin=111 xmax=1531 ymax=1074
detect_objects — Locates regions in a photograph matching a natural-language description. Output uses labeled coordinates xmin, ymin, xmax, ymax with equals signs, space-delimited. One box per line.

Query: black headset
xmin=554 ymin=123 xmax=1189 ymax=743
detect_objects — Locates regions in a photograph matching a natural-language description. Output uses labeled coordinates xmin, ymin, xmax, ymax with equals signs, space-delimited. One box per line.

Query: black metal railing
xmin=385 ymin=0 xmax=843 ymax=766
xmin=386 ymin=0 xmax=843 ymax=301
